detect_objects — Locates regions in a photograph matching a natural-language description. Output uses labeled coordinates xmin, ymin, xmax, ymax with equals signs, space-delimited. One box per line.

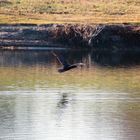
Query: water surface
xmin=0 ymin=50 xmax=140 ymax=140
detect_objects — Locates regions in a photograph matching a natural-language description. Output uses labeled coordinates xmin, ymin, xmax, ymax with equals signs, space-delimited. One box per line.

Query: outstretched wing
xmin=51 ymin=52 xmax=70 ymax=68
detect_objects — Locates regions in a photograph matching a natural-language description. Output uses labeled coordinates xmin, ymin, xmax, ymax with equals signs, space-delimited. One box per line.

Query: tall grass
xmin=0 ymin=0 xmax=140 ymax=23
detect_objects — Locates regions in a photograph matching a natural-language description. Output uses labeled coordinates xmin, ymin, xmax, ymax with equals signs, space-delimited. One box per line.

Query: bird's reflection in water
xmin=57 ymin=92 xmax=69 ymax=109
xmin=55 ymin=92 xmax=71 ymax=124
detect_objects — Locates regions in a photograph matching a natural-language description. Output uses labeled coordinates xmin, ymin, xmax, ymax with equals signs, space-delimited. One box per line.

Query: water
xmin=0 ymin=50 xmax=140 ymax=140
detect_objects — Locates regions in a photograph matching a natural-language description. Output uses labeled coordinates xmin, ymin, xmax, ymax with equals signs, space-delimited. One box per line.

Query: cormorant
xmin=52 ymin=52 xmax=85 ymax=73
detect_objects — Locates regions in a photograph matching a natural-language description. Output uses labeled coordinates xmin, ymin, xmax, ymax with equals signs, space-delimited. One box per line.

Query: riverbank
xmin=0 ymin=23 xmax=140 ymax=50
xmin=0 ymin=0 xmax=140 ymax=24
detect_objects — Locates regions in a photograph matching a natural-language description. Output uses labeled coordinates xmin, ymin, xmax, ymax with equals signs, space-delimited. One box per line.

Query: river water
xmin=0 ymin=50 xmax=140 ymax=140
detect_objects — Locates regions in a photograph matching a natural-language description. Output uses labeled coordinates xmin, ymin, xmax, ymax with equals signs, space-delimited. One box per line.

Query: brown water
xmin=0 ymin=50 xmax=140 ymax=140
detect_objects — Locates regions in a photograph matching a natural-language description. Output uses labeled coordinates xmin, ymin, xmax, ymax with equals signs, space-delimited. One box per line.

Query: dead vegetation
xmin=0 ymin=0 xmax=140 ymax=23
xmin=1 ymin=24 xmax=139 ymax=49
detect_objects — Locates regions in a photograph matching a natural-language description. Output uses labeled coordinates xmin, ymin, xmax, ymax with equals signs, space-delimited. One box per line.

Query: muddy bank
xmin=0 ymin=24 xmax=140 ymax=50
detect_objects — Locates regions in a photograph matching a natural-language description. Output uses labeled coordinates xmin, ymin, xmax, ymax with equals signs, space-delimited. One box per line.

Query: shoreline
xmin=0 ymin=23 xmax=140 ymax=50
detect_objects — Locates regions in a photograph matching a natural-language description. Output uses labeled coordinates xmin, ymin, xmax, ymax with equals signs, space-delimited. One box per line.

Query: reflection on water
xmin=0 ymin=50 xmax=140 ymax=140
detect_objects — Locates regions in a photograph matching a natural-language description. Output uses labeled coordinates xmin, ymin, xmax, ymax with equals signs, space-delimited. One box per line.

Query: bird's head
xmin=77 ymin=63 xmax=85 ymax=67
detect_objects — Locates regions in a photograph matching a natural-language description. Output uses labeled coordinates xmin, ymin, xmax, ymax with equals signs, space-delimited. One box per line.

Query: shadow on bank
xmin=0 ymin=24 xmax=139 ymax=50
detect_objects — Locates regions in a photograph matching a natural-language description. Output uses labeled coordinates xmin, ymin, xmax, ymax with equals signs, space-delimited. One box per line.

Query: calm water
xmin=0 ymin=50 xmax=140 ymax=140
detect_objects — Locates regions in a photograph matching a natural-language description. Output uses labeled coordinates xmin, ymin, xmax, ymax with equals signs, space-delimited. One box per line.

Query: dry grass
xmin=0 ymin=0 xmax=140 ymax=24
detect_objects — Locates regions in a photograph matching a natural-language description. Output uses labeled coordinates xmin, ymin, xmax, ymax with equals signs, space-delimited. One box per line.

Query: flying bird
xmin=52 ymin=52 xmax=85 ymax=73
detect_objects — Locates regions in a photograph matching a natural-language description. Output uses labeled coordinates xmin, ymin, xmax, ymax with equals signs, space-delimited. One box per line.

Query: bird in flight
xmin=52 ymin=51 xmax=85 ymax=73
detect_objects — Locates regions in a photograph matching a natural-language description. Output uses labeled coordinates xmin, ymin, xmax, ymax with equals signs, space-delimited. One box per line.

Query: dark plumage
xmin=52 ymin=52 xmax=85 ymax=73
